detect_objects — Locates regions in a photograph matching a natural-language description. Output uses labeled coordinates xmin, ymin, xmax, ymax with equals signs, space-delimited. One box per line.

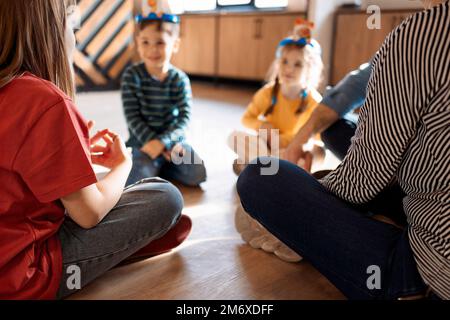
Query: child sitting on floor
xmin=228 ymin=18 xmax=325 ymax=175
xmin=121 ymin=0 xmax=207 ymax=187
xmin=0 ymin=0 xmax=191 ymax=299
xmin=229 ymin=19 xmax=325 ymax=262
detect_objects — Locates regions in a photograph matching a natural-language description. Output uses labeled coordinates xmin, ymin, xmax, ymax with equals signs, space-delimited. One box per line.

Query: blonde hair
xmin=0 ymin=0 xmax=76 ymax=99
xmin=267 ymin=43 xmax=323 ymax=91
xmin=264 ymin=43 xmax=323 ymax=116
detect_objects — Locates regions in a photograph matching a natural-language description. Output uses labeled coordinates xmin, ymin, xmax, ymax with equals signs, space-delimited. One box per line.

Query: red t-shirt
xmin=0 ymin=73 xmax=97 ymax=299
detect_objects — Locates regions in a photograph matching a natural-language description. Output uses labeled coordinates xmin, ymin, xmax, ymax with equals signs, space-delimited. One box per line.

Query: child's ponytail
xmin=264 ymin=76 xmax=280 ymax=117
xmin=296 ymin=90 xmax=308 ymax=115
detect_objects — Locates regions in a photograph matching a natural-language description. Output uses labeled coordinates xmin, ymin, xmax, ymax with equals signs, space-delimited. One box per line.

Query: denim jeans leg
xmin=56 ymin=178 xmax=184 ymax=299
xmin=126 ymin=148 xmax=165 ymax=186
xmin=237 ymin=158 xmax=425 ymax=299
xmin=160 ymin=144 xmax=207 ymax=187
xmin=387 ymin=229 xmax=428 ymax=299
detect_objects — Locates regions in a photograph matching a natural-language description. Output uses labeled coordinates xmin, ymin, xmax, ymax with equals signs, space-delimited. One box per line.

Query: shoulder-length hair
xmin=0 ymin=0 xmax=76 ymax=99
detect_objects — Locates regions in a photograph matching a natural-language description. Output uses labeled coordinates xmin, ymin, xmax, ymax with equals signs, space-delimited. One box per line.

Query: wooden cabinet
xmin=171 ymin=16 xmax=217 ymax=76
xmin=218 ymin=13 xmax=301 ymax=80
xmin=217 ymin=16 xmax=261 ymax=79
xmin=257 ymin=15 xmax=300 ymax=79
xmin=331 ymin=9 xmax=418 ymax=85
xmin=171 ymin=12 xmax=304 ymax=81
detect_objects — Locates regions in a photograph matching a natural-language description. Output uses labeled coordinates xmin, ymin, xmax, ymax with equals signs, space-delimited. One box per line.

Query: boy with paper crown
xmin=121 ymin=0 xmax=207 ymax=187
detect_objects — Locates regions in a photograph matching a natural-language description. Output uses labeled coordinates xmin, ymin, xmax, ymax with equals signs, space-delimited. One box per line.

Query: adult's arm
xmin=296 ymin=62 xmax=372 ymax=143
xmin=321 ymin=17 xmax=423 ymax=204
xmin=284 ymin=62 xmax=372 ymax=162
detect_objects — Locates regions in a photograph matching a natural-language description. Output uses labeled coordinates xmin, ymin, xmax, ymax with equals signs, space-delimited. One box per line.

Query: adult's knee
xmin=237 ymin=158 xmax=266 ymax=201
xmin=237 ymin=158 xmax=319 ymax=222
xmin=237 ymin=157 xmax=282 ymax=217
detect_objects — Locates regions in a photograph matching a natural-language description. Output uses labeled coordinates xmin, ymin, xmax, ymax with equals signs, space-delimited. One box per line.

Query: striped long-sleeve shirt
xmin=321 ymin=1 xmax=450 ymax=299
xmin=121 ymin=63 xmax=192 ymax=149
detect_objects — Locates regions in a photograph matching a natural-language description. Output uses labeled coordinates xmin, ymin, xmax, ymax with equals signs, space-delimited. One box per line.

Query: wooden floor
xmin=70 ymin=82 xmax=345 ymax=300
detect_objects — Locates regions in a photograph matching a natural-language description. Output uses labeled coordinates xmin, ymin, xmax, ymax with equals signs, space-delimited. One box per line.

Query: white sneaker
xmin=234 ymin=204 xmax=303 ymax=263
xmin=261 ymin=236 xmax=282 ymax=253
xmin=275 ymin=245 xmax=303 ymax=263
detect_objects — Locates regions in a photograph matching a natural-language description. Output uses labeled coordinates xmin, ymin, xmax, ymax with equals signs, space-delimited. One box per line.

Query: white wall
xmin=287 ymin=0 xmax=308 ymax=11
xmin=307 ymin=0 xmax=348 ymax=90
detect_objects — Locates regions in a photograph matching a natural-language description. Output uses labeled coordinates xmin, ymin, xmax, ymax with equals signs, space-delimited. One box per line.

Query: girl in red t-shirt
xmin=0 ymin=0 xmax=191 ymax=299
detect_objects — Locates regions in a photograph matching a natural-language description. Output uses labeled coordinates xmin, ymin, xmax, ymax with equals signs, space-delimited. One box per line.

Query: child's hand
xmin=141 ymin=139 xmax=165 ymax=159
xmin=90 ymin=129 xmax=131 ymax=169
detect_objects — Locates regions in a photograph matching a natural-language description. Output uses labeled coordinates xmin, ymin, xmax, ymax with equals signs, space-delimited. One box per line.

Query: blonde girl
xmin=228 ymin=19 xmax=325 ymax=174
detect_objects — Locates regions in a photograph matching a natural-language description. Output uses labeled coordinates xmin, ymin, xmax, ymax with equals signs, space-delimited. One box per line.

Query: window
xmin=184 ymin=0 xmax=288 ymax=12
xmin=255 ymin=0 xmax=288 ymax=8
xmin=183 ymin=0 xmax=217 ymax=12
xmin=218 ymin=0 xmax=251 ymax=5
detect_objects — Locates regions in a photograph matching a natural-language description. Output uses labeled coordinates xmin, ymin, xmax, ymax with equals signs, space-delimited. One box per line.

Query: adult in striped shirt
xmin=237 ymin=0 xmax=449 ymax=299
xmin=121 ymin=16 xmax=206 ymax=187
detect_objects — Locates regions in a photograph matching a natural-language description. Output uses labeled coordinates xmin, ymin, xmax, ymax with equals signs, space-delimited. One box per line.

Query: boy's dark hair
xmin=137 ymin=20 xmax=180 ymax=38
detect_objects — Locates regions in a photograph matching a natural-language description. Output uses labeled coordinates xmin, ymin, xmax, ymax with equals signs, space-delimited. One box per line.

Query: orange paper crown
xmin=294 ymin=18 xmax=315 ymax=41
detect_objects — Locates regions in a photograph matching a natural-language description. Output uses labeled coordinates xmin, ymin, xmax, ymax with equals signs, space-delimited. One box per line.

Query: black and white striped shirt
xmin=322 ymin=1 xmax=450 ymax=299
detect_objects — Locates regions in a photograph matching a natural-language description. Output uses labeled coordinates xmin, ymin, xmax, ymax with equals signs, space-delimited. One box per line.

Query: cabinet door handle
xmin=254 ymin=19 xmax=263 ymax=39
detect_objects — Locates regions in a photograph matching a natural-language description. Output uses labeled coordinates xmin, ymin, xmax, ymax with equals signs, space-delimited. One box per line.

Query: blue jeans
xmin=237 ymin=159 xmax=428 ymax=300
xmin=127 ymin=144 xmax=207 ymax=187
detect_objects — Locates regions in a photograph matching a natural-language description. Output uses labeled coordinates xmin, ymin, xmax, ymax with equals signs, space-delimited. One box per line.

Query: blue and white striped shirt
xmin=121 ymin=63 xmax=192 ymax=149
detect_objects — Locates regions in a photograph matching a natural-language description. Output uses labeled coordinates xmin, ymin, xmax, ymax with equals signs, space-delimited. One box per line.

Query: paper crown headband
xmin=135 ymin=13 xmax=180 ymax=24
xmin=276 ymin=18 xmax=318 ymax=57
xmin=136 ymin=0 xmax=180 ymax=24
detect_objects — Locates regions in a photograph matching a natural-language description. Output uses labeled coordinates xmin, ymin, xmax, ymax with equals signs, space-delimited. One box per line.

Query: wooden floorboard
xmin=70 ymin=83 xmax=345 ymax=300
